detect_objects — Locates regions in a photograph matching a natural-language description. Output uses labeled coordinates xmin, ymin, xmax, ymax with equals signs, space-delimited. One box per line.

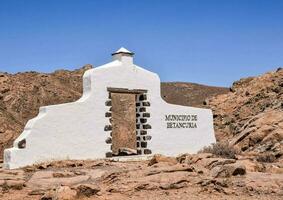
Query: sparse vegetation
xmin=198 ymin=142 xmax=239 ymax=159
xmin=256 ymin=153 xmax=276 ymax=163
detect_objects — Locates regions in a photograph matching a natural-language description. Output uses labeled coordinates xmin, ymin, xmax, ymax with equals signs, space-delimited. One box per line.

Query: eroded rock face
xmin=208 ymin=68 xmax=283 ymax=160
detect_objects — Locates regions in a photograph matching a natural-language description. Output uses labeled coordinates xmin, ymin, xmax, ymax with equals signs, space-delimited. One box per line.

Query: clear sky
xmin=0 ymin=0 xmax=282 ymax=86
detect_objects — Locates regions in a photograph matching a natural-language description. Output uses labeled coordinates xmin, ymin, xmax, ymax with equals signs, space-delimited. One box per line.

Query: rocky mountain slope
xmin=208 ymin=68 xmax=283 ymax=160
xmin=0 ymin=66 xmax=228 ymax=159
xmin=161 ymin=82 xmax=229 ymax=107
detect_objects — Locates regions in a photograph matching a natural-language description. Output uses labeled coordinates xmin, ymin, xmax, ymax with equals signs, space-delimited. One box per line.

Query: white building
xmin=4 ymin=48 xmax=215 ymax=169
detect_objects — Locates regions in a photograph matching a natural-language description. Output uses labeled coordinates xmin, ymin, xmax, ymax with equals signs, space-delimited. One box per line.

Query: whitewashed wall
xmin=4 ymin=50 xmax=215 ymax=169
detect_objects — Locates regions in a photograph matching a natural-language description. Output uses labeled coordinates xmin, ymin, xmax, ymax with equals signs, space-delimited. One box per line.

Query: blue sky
xmin=0 ymin=0 xmax=282 ymax=86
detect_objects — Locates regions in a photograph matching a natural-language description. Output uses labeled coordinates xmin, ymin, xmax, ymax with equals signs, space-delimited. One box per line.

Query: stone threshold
xmin=108 ymin=155 xmax=153 ymax=162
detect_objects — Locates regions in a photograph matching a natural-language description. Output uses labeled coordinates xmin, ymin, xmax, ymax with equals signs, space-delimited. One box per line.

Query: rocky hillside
xmin=161 ymin=82 xmax=229 ymax=107
xmin=0 ymin=66 xmax=229 ymax=159
xmin=208 ymin=68 xmax=283 ymax=160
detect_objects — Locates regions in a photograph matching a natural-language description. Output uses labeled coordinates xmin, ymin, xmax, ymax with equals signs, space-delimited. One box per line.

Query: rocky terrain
xmin=161 ymin=82 xmax=228 ymax=107
xmin=208 ymin=68 xmax=283 ymax=161
xmin=0 ymin=66 xmax=228 ymax=159
xmin=0 ymin=154 xmax=282 ymax=200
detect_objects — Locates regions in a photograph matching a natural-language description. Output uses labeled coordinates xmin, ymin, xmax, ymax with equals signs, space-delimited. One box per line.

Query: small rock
xmin=5 ymin=180 xmax=25 ymax=190
xmin=75 ymin=183 xmax=100 ymax=197
xmin=148 ymin=154 xmax=178 ymax=166
xmin=41 ymin=191 xmax=53 ymax=200
xmin=52 ymin=171 xmax=74 ymax=178
xmin=177 ymin=153 xmax=213 ymax=164
xmin=28 ymin=189 xmax=46 ymax=195
xmin=237 ymin=159 xmax=263 ymax=172
xmin=211 ymin=163 xmax=246 ymax=178
xmin=55 ymin=186 xmax=77 ymax=200
xmin=160 ymin=181 xmax=188 ymax=190
xmin=118 ymin=147 xmax=137 ymax=155
xmin=209 ymin=158 xmax=236 ymax=169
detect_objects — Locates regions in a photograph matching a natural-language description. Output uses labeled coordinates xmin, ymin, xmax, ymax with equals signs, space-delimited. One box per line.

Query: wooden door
xmin=111 ymin=93 xmax=137 ymax=155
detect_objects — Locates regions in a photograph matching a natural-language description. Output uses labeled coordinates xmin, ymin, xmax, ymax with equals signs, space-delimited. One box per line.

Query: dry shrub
xmin=198 ymin=142 xmax=239 ymax=159
xmin=256 ymin=153 xmax=276 ymax=163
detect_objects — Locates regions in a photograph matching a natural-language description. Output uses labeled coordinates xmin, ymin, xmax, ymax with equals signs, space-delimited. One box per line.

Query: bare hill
xmin=161 ymin=82 xmax=229 ymax=107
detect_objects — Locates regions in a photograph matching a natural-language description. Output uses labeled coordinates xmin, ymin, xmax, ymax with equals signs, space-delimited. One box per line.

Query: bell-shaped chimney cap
xmin=111 ymin=47 xmax=134 ymax=65
xmin=111 ymin=47 xmax=134 ymax=56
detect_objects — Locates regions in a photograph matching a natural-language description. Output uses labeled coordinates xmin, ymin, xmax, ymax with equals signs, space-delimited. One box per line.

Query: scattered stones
xmin=1 ymin=155 xmax=283 ymax=199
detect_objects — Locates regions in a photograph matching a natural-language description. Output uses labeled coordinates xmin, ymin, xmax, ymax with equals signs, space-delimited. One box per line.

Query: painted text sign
xmin=165 ymin=114 xmax=198 ymax=129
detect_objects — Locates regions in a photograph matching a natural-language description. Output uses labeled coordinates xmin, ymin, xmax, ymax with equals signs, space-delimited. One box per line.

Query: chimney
xmin=112 ymin=47 xmax=134 ymax=65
